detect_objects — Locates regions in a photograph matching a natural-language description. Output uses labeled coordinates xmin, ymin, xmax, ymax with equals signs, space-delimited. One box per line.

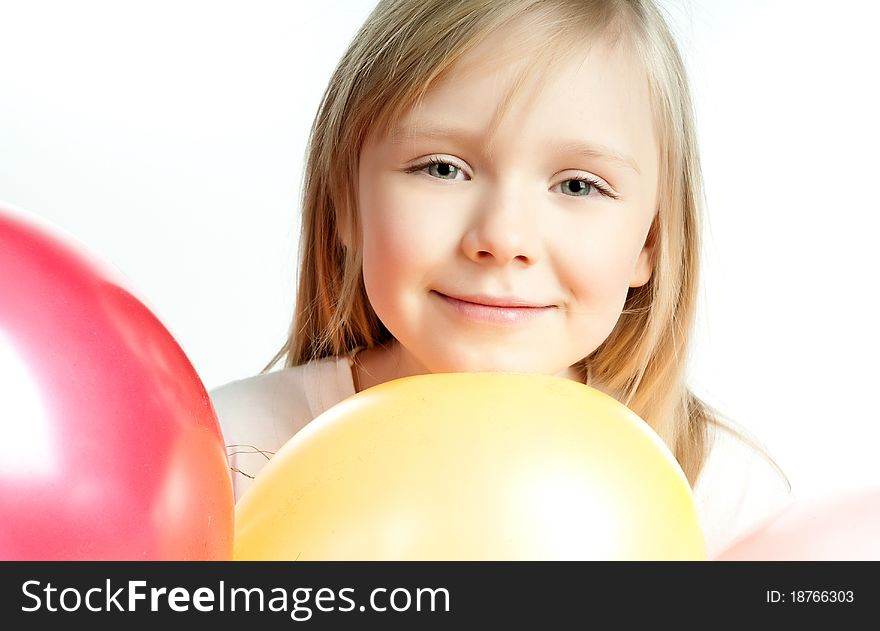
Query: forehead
xmin=389 ymin=17 xmax=657 ymax=176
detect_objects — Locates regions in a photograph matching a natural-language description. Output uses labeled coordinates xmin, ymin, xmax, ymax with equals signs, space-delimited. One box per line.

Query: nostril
xmin=472 ymin=250 xmax=532 ymax=265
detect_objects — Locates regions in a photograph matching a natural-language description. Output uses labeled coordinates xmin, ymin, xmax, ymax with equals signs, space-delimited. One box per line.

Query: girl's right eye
xmin=406 ymin=157 xmax=469 ymax=181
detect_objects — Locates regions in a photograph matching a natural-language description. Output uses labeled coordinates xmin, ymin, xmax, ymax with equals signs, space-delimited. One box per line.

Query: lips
xmin=439 ymin=292 xmax=553 ymax=309
xmin=432 ymin=291 xmax=554 ymax=325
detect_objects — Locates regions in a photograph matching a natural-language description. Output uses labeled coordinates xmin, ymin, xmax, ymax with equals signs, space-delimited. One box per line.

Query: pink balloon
xmin=713 ymin=487 xmax=880 ymax=561
xmin=0 ymin=202 xmax=233 ymax=559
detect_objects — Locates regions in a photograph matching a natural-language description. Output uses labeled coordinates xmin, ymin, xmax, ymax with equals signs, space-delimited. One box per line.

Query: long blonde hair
xmin=264 ymin=0 xmax=787 ymax=488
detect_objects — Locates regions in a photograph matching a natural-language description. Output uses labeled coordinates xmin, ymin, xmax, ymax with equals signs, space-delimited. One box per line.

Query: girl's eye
xmin=406 ymin=157 xmax=469 ymax=181
xmin=556 ymin=176 xmax=618 ymax=199
xmin=428 ymin=162 xmax=460 ymax=179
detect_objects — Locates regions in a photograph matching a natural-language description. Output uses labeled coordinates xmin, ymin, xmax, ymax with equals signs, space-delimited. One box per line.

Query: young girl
xmin=211 ymin=0 xmax=792 ymax=558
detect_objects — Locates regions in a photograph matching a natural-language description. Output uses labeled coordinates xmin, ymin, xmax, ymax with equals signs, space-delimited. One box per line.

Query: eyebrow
xmin=390 ymin=123 xmax=641 ymax=175
xmin=389 ymin=123 xmax=479 ymax=146
xmin=552 ymin=140 xmax=641 ymax=175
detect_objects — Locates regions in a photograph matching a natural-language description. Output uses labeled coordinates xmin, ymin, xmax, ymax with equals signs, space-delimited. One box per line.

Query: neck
xmin=352 ymin=340 xmax=427 ymax=393
xmin=351 ymin=340 xmax=586 ymax=393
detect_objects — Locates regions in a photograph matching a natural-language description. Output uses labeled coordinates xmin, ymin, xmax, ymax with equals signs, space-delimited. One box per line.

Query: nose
xmin=461 ymin=186 xmax=542 ymax=267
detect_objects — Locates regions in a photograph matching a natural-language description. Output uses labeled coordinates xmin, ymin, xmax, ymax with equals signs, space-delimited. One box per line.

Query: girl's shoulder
xmin=693 ymin=420 xmax=794 ymax=558
xmin=209 ymin=354 xmax=357 ymax=501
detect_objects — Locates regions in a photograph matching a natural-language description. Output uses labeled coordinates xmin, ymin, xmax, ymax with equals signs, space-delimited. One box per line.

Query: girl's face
xmin=357 ymin=25 xmax=659 ymax=378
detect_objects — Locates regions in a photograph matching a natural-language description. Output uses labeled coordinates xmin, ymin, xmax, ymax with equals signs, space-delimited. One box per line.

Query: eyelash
xmin=405 ymin=156 xmax=619 ymax=199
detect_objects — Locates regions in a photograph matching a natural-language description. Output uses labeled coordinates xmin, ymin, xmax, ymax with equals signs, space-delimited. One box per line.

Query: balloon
xmin=234 ymin=373 xmax=705 ymax=560
xmin=0 ymin=202 xmax=233 ymax=559
xmin=713 ymin=487 xmax=880 ymax=561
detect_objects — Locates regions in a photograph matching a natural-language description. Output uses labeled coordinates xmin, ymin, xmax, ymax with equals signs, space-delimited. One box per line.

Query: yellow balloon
xmin=234 ymin=373 xmax=705 ymax=560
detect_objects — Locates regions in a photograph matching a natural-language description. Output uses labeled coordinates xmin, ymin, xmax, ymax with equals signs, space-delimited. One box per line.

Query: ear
xmin=336 ymin=215 xmax=351 ymax=250
xmin=629 ymin=215 xmax=657 ymax=288
xmin=336 ymin=202 xmax=354 ymax=250
xmin=337 ymin=174 xmax=359 ymax=250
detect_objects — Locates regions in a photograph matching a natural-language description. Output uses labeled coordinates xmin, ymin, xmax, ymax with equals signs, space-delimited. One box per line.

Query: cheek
xmin=557 ymin=223 xmax=645 ymax=308
xmin=358 ymin=173 xmax=447 ymax=303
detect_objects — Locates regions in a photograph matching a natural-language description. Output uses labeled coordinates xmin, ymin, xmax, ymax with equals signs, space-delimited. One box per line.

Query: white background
xmin=1 ymin=1 xmax=878 ymax=501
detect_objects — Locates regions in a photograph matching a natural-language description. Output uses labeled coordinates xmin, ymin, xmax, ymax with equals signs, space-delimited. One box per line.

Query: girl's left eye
xmin=555 ymin=176 xmax=618 ymax=199
xmin=406 ymin=157 xmax=469 ymax=181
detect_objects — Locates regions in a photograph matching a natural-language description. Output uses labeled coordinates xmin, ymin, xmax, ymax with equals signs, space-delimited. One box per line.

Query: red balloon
xmin=0 ymin=202 xmax=233 ymax=559
xmin=713 ymin=487 xmax=880 ymax=561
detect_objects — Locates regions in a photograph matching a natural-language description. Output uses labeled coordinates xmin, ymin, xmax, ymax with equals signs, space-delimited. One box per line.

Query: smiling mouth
xmin=435 ymin=291 xmax=554 ymax=308
xmin=432 ymin=291 xmax=554 ymax=325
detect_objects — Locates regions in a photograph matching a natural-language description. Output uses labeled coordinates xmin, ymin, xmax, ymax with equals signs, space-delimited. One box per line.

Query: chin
xmin=429 ymin=350 xmax=552 ymax=375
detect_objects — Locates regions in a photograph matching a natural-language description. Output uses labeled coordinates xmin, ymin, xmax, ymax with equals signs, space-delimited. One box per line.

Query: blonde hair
xmin=264 ymin=0 xmax=788 ymax=488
